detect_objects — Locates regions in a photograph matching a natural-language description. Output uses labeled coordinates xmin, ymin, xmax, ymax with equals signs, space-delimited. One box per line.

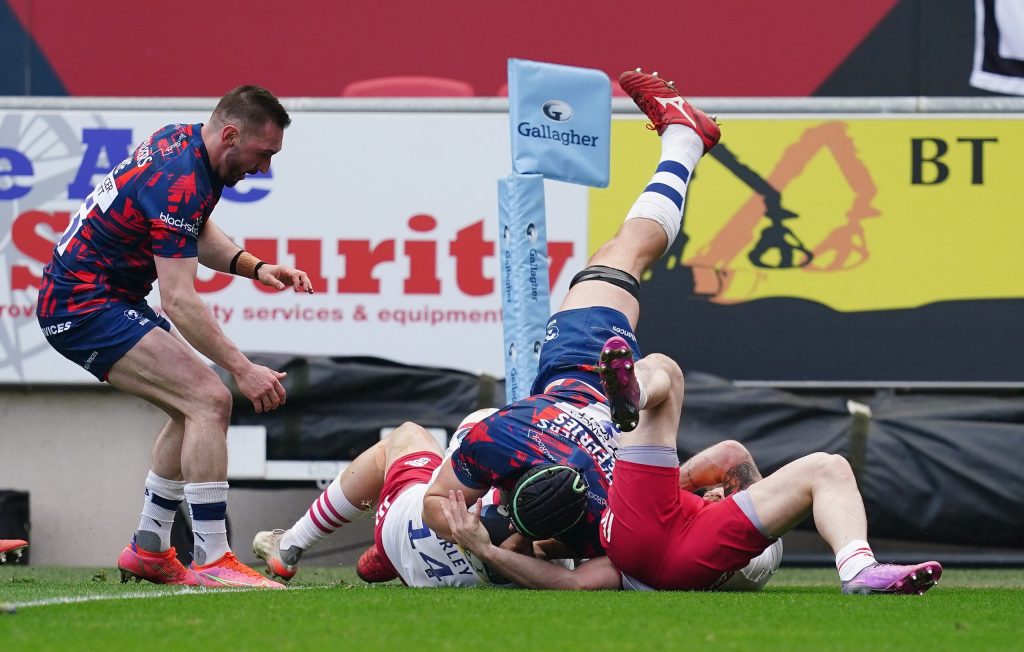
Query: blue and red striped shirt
xmin=38 ymin=123 xmax=222 ymax=318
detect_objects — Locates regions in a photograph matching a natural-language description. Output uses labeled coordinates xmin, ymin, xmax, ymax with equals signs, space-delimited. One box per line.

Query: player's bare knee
xmin=208 ymin=382 xmax=234 ymax=430
xmin=641 ymin=353 xmax=684 ymax=400
xmin=803 ymin=452 xmax=850 ymax=483
xmin=657 ymin=354 xmax=684 ymax=389
xmin=717 ymin=440 xmax=752 ymax=466
xmin=823 ymin=453 xmax=855 ymax=482
xmin=186 ymin=378 xmax=232 ymax=429
xmin=386 ymin=422 xmax=438 ymax=458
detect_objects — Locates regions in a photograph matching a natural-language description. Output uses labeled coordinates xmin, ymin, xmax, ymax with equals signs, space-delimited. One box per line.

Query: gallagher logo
xmin=542 ymin=100 xmax=574 ymax=123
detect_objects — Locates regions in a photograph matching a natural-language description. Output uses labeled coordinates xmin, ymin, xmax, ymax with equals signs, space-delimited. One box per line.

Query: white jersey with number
xmin=380 ymin=411 xmax=502 ymax=588
xmin=379 ymin=482 xmax=499 ymax=587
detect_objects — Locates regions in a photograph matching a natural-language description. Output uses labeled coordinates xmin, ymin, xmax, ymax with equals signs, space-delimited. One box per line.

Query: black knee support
xmin=568 ymin=265 xmax=641 ymax=300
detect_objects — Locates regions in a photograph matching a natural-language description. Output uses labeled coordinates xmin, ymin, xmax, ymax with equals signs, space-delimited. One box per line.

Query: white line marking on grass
xmin=0 ymin=585 xmax=319 ymax=612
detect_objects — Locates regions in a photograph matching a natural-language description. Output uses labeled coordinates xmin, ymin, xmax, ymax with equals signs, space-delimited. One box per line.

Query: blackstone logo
xmin=542 ymin=100 xmax=574 ymax=123
xmin=160 ymin=212 xmax=199 ymax=236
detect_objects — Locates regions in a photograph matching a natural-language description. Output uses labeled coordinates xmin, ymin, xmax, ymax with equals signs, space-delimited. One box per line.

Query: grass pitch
xmin=1 ymin=566 xmax=1022 ymax=651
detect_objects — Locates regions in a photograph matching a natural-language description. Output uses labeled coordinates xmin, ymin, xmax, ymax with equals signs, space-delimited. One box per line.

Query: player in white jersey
xmin=253 ymin=409 xmax=536 ymax=587
xmin=255 ymin=406 xmax=781 ymax=590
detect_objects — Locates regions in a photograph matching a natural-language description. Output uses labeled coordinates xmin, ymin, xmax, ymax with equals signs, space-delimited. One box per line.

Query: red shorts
xmin=600 ymin=459 xmax=775 ymax=590
xmin=371 ymin=452 xmax=443 ymax=576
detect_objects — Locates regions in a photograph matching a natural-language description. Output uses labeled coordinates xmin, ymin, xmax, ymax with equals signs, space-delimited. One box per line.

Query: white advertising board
xmin=0 ymin=109 xmax=589 ymax=382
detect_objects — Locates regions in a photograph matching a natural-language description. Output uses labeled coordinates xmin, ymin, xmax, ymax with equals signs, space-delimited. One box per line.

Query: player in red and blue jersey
xmin=36 ymin=86 xmax=314 ymax=589
xmin=38 ymin=121 xmax=221 ymax=333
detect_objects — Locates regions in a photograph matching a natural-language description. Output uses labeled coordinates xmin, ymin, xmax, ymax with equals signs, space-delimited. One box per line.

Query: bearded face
xmin=219 ymin=121 xmax=283 ymax=187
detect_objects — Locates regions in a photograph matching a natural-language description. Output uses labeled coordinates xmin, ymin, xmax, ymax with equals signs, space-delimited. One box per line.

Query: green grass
xmin=1 ymin=566 xmax=1022 ymax=651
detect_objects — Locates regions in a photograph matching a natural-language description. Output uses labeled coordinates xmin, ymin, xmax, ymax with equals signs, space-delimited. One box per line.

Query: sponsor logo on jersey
xmin=94 ymin=171 xmax=119 ymax=212
xmin=545 ymin=324 xmax=560 ymax=342
xmin=611 ymin=325 xmax=636 ymax=343
xmin=135 ymin=137 xmax=155 ymax=167
xmin=404 ymin=456 xmax=433 ymax=468
xmin=40 ymin=321 xmax=73 ymax=337
xmin=159 ymin=212 xmax=200 ymax=236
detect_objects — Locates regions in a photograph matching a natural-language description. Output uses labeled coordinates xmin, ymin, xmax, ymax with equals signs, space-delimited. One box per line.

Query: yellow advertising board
xmin=592 ymin=118 xmax=1023 ymax=312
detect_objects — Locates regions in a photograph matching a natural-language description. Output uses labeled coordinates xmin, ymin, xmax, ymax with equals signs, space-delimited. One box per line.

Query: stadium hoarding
xmin=594 ymin=116 xmax=1024 ymax=385
xmin=0 ymin=108 xmax=589 ymax=383
xmin=1 ymin=105 xmax=1021 ymax=384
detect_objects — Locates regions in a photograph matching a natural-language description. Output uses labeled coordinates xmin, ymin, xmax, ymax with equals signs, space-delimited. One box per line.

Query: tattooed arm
xmin=679 ymin=440 xmax=763 ymax=495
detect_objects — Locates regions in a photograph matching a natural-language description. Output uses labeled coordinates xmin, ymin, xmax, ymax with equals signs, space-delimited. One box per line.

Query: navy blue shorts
xmin=530 ymin=306 xmax=642 ymax=395
xmin=38 ymin=303 xmax=171 ymax=381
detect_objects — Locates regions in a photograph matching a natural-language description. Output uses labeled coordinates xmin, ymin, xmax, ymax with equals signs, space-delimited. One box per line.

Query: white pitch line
xmin=1 ymin=584 xmax=320 ymax=612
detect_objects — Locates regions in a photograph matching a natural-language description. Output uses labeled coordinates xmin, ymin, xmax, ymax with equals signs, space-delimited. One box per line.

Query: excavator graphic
xmin=655 ymin=122 xmax=880 ymax=302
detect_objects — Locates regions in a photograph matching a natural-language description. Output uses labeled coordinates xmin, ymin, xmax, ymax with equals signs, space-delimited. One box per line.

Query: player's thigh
xmin=744 ymin=454 xmax=831 ymax=537
xmin=106 ymin=326 xmax=229 ymax=418
xmin=557 ymin=282 xmax=639 ymax=328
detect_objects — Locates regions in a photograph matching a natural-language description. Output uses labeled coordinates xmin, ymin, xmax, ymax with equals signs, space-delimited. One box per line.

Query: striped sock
xmin=280 ymin=475 xmax=369 ymax=552
xmin=835 ymin=539 xmax=877 ymax=581
xmin=626 ymin=124 xmax=705 ymax=254
xmin=185 ymin=482 xmax=230 ymax=566
xmin=136 ymin=471 xmax=186 ymax=552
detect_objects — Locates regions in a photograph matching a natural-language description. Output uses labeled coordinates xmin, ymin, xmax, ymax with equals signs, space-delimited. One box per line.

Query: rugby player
xmin=253 ymin=411 xmax=562 ymax=587
xmin=253 ymin=414 xmax=781 ymax=592
xmin=442 ymin=334 xmax=942 ymax=595
xmin=421 ymin=67 xmax=723 ymax=559
xmin=37 ymin=86 xmax=313 ymax=588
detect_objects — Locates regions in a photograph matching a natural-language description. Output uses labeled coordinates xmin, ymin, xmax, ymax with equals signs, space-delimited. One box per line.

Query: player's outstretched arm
xmin=442 ymin=491 xmax=620 ymax=591
xmin=422 ymin=463 xmax=485 ymax=540
xmin=198 ymin=220 xmax=313 ymax=293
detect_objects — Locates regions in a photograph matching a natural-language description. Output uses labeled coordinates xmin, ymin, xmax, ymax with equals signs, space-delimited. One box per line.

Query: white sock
xmin=185 ymin=481 xmax=230 ymax=566
xmin=625 ymin=125 xmax=705 ymax=254
xmin=280 ymin=474 xmax=369 ymax=552
xmin=636 ymin=378 xmax=649 ymax=410
xmin=836 ymin=539 xmax=877 ymax=581
xmin=136 ymin=471 xmax=186 ymax=552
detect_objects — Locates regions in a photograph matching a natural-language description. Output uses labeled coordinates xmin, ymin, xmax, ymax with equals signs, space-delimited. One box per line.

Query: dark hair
xmin=502 ymin=464 xmax=588 ymax=540
xmin=212 ymin=85 xmax=291 ymax=130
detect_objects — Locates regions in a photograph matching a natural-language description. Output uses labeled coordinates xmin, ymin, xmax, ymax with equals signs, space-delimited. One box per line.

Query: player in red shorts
xmin=444 ymin=336 xmax=943 ymax=595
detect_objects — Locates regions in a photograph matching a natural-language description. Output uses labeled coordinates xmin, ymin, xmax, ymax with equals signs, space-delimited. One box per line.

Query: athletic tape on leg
xmin=498 ymin=172 xmax=551 ymax=403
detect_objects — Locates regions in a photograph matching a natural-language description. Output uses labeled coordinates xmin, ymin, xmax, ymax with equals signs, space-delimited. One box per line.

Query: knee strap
xmin=568 ymin=265 xmax=640 ymax=300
